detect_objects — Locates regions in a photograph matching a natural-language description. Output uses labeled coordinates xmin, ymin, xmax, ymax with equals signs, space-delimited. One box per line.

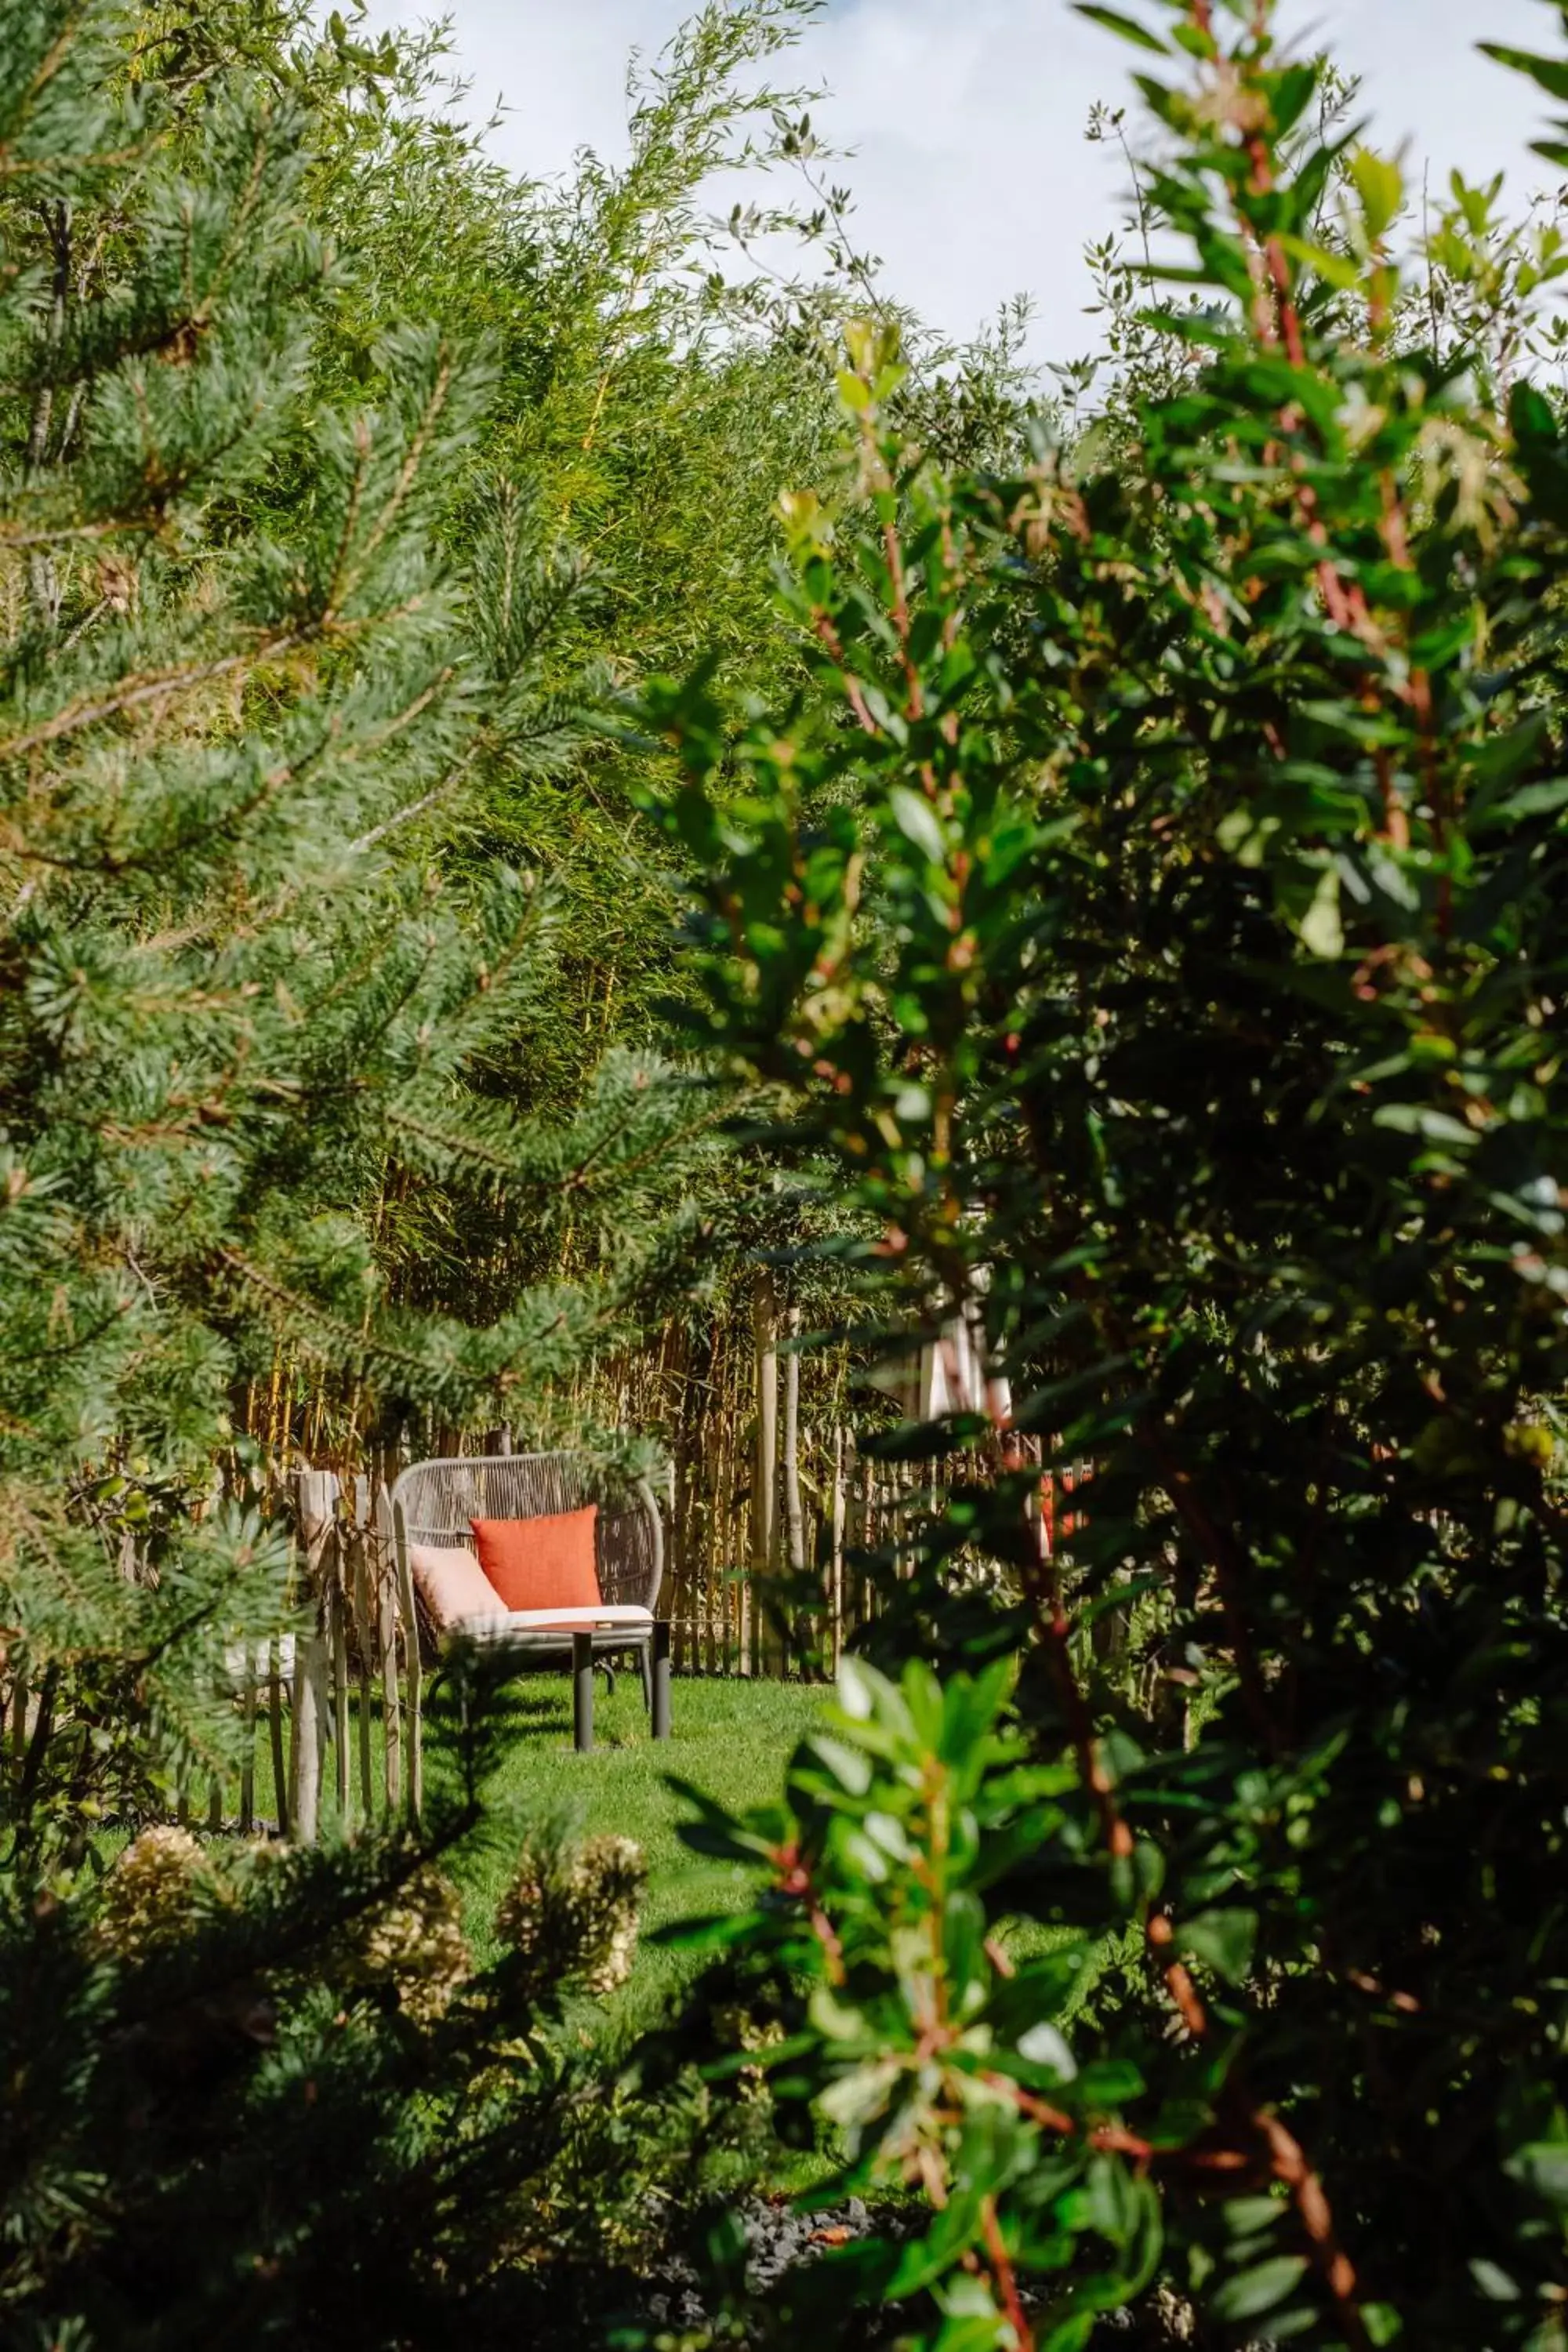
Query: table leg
xmin=572 ymin=1632 xmax=594 ymax=1754
xmin=652 ymin=1620 xmax=671 ymax=1741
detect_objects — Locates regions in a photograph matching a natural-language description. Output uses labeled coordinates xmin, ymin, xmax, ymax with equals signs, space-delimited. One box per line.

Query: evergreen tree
xmin=0 ymin=0 xmax=719 ymax=1831
xmin=0 ymin=6 xmax=742 ymax=2338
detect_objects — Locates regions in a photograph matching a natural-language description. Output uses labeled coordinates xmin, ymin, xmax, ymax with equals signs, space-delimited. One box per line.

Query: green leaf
xmin=1269 ymin=62 xmax=1321 ymax=138
xmin=1510 ymin=378 xmax=1559 ymax=448
xmin=1299 ymin=867 xmax=1344 ymax=959
xmin=1372 ymin=1105 xmax=1478 ymax=1148
xmin=931 ymin=2317 xmax=1010 ymax=2352
xmin=1016 ymin=2020 xmax=1077 ymax=2078
xmin=1072 ymin=2 xmax=1169 ymax=54
xmin=1507 ymin=2140 xmax=1568 ymax=2203
xmin=1177 ymin=1907 xmax=1258 ymax=1985
xmin=803 ymin=1730 xmax=875 ymax=1795
xmin=1470 ymin=2258 xmax=1521 ymax=2302
xmin=1074 ymin=2057 xmax=1146 ymax=2107
xmin=1210 ymin=2256 xmax=1309 ymax=2321
xmin=1479 ymin=42 xmax=1568 ymax=102
xmin=1491 ymin=777 xmax=1568 ymax=823
xmin=1277 ymin=234 xmax=1363 ymax=292
xmin=1224 ymin=2195 xmax=1288 ymax=2238
xmin=650 ymin=1907 xmax=769 ymax=1951
xmin=837 ymin=1656 xmax=889 ymax=1722
xmin=1351 ymin=148 xmax=1405 ymax=241
xmin=887 ymin=785 xmax=948 ymax=866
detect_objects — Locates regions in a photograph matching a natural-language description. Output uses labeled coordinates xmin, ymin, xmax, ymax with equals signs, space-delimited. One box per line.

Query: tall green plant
xmin=212 ymin=0 xmax=861 ymax=1329
xmin=0 ymin=0 xmax=727 ymax=1840
xmin=648 ymin=3 xmax=1568 ymax=2344
xmin=0 ymin=3 xmax=752 ymax=2336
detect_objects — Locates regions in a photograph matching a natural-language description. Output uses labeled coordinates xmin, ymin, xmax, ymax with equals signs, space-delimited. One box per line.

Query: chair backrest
xmin=389 ymin=1452 xmax=663 ymax=1613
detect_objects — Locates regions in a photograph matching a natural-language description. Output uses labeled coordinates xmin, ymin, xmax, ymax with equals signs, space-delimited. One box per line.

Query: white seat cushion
xmin=447 ymin=1603 xmax=654 ymax=1642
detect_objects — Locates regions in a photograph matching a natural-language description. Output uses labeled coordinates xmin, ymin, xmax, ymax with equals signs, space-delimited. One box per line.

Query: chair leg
xmin=572 ymin=1632 xmax=594 ymax=1754
xmin=652 ymin=1620 xmax=671 ymax=1741
xmin=598 ymin=1660 xmax=616 ymax=1701
xmin=638 ymin=1643 xmax=652 ymax=1716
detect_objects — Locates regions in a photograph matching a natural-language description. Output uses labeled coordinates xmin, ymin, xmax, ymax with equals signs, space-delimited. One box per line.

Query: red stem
xmin=980 ymin=2194 xmax=1036 ymax=2352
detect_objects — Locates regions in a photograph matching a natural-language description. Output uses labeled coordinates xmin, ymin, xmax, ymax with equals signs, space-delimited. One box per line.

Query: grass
xmin=241 ymin=1668 xmax=1104 ymax=2051
xmin=247 ymin=1670 xmax=826 ymax=2032
xmin=441 ymin=1672 xmax=825 ymax=2028
xmin=230 ymin=1665 xmax=1105 ymax=2200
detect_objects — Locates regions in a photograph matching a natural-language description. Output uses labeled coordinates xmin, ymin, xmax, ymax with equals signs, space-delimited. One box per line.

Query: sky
xmin=368 ymin=0 xmax=1562 ymax=361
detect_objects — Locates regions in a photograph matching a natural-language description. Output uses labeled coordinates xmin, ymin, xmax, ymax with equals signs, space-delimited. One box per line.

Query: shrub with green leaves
xmin=671 ymin=1660 xmax=1156 ymax=2335
xmin=0 ymin=1704 xmax=739 ymax=2350
xmin=649 ymin=2 xmax=1568 ymax=2343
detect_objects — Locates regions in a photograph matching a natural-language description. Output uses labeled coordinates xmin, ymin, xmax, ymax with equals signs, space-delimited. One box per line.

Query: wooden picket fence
xmin=657 ymin=1432 xmax=969 ymax=1676
xmin=201 ymin=1468 xmax=420 ymax=1846
xmin=535 ymin=1281 xmax=1091 ymax=1672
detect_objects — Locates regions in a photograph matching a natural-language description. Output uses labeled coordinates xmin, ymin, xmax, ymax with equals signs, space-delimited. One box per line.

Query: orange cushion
xmin=470 ymin=1505 xmax=601 ymax=1614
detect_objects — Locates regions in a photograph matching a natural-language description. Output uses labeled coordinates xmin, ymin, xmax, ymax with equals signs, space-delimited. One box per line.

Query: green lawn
xmin=249 ymin=1671 xmax=826 ymax=2033
xmin=243 ymin=1670 xmax=1102 ymax=2046
xmin=234 ymin=1664 xmax=1106 ymax=2199
xmin=440 ymin=1672 xmax=826 ymax=2028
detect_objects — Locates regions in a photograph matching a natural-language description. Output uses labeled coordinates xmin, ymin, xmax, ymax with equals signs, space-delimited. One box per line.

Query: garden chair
xmin=389 ymin=1452 xmax=670 ymax=1753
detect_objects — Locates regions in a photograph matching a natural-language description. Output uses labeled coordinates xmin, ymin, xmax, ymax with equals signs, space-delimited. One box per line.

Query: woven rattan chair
xmin=389 ymin=1452 xmax=670 ymax=1752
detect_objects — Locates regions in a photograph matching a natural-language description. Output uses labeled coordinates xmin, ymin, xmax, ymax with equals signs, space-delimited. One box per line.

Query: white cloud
xmin=401 ymin=0 xmax=658 ymax=174
xmin=372 ymin=0 xmax=1561 ymax=358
